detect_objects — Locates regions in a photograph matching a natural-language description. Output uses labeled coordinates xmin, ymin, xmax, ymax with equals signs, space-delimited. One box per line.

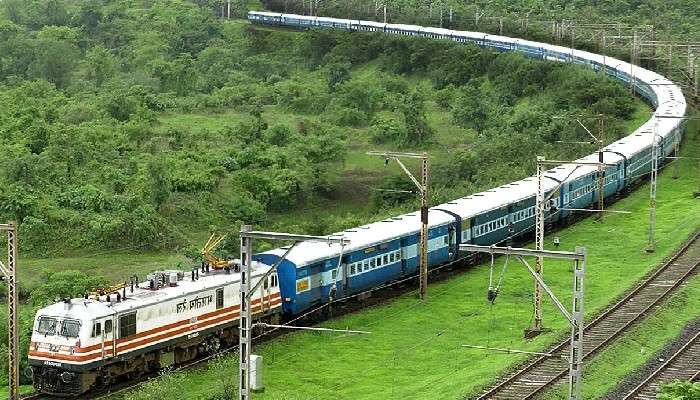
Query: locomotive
xmin=27 ymin=11 xmax=686 ymax=396
xmin=29 ymin=266 xmax=281 ymax=395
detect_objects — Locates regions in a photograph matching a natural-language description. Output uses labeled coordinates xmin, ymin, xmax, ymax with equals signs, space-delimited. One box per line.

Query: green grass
xmin=539 ymin=274 xmax=700 ymax=400
xmin=120 ymin=123 xmax=700 ymax=399
xmin=0 ymin=385 xmax=34 ymax=398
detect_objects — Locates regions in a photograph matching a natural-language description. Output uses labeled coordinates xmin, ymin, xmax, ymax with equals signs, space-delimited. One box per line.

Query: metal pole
xmin=597 ymin=119 xmax=605 ymax=219
xmin=239 ymin=224 xmax=253 ymax=400
xmin=6 ymin=222 xmax=18 ymax=400
xmin=460 ymin=242 xmax=586 ymax=396
xmin=568 ymin=246 xmax=586 ymax=400
xmin=646 ymin=120 xmax=658 ymax=253
xmin=420 ymin=153 xmax=429 ymax=301
xmin=532 ymin=156 xmax=545 ymax=334
xmin=227 ymin=0 xmax=231 ymax=19
xmin=367 ymin=151 xmax=429 ymax=300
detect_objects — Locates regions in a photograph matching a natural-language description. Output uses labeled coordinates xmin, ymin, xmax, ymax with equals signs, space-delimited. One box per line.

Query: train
xmin=27 ymin=11 xmax=686 ymax=396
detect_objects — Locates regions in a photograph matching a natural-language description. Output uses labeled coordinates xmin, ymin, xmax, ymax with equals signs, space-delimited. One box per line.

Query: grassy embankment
xmin=538 ymin=110 xmax=700 ymax=399
xmin=121 ymin=117 xmax=700 ymax=400
xmin=540 ymin=274 xmax=700 ymax=400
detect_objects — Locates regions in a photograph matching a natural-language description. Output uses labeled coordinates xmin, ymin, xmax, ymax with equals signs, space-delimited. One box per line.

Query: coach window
xmin=216 ymin=288 xmax=224 ymax=309
xmin=119 ymin=312 xmax=137 ymax=339
xmin=383 ymin=255 xmax=388 ymax=265
xmin=105 ymin=319 xmax=112 ymax=334
xmin=91 ymin=321 xmax=102 ymax=338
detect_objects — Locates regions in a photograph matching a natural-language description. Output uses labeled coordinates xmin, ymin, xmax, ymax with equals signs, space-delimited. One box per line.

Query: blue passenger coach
xmin=248 ymin=11 xmax=686 ymax=317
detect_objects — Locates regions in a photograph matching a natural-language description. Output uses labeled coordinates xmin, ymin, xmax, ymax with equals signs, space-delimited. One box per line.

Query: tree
xmin=32 ymin=26 xmax=80 ymax=88
xmin=326 ymin=58 xmax=351 ymax=91
xmin=452 ymin=85 xmax=490 ymax=134
xmin=147 ymin=156 xmax=171 ymax=210
xmin=0 ymin=184 xmax=38 ymax=223
xmin=399 ymin=89 xmax=433 ymax=145
xmin=82 ymin=45 xmax=117 ymax=87
xmin=372 ymin=175 xmax=416 ymax=209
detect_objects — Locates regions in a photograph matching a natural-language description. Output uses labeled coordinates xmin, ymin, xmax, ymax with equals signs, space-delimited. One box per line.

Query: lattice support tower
xmin=0 ymin=222 xmax=18 ymax=400
xmin=419 ymin=153 xmax=429 ymax=300
xmin=647 ymin=119 xmax=659 ymax=253
xmin=533 ymin=157 xmax=546 ymax=332
xmin=460 ymin=244 xmax=586 ymax=400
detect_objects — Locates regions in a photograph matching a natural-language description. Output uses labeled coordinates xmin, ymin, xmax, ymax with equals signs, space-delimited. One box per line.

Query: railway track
xmin=475 ymin=230 xmax=700 ymax=400
xmin=621 ymin=330 xmax=700 ymax=400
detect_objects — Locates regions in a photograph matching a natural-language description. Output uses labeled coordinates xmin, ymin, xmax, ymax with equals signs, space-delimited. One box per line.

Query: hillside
xmin=0 ymin=0 xmax=648 ymax=259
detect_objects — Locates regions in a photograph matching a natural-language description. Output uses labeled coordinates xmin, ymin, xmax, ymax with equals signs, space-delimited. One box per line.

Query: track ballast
xmin=475 ymin=230 xmax=700 ymax=400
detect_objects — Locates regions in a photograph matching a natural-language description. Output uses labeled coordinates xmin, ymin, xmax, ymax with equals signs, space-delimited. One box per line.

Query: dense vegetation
xmin=0 ymin=0 xmax=693 ymax=394
xmin=0 ymin=0 xmax=643 ymax=258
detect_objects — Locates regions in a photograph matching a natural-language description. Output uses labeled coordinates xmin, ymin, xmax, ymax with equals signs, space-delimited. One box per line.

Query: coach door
xmin=399 ymin=238 xmax=409 ymax=276
xmin=98 ymin=317 xmax=115 ymax=360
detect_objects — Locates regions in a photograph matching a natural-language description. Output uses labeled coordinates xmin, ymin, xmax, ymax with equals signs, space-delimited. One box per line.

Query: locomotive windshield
xmin=37 ymin=317 xmax=57 ymax=335
xmin=60 ymin=319 xmax=81 ymax=338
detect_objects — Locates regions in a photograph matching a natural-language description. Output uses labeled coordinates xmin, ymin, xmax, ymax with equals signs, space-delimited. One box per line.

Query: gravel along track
xmin=620 ymin=328 xmax=700 ymax=400
xmin=474 ymin=230 xmax=700 ymax=400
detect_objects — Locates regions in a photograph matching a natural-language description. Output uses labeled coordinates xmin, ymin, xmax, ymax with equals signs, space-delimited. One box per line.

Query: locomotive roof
xmin=35 ymin=261 xmax=271 ymax=320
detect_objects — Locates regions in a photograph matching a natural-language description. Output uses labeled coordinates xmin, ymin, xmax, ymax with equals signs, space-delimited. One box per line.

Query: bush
xmin=658 ymin=380 xmax=700 ymax=400
xmin=370 ymin=114 xmax=407 ymax=144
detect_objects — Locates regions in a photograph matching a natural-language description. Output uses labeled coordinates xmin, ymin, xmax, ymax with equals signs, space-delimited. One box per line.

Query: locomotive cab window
xmin=61 ymin=319 xmax=81 ymax=338
xmin=119 ymin=312 xmax=137 ymax=338
xmin=216 ymin=288 xmax=224 ymax=309
xmin=105 ymin=319 xmax=113 ymax=334
xmin=37 ymin=316 xmax=57 ymax=335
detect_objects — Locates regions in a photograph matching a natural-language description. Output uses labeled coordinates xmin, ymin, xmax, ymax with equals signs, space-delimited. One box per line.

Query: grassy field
xmin=540 ymin=273 xmax=700 ymax=400
xmin=120 ymin=121 xmax=700 ymax=400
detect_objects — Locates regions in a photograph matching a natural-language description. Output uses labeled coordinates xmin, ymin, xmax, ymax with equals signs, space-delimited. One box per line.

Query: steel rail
xmin=476 ymin=229 xmax=700 ymax=399
xmin=621 ymin=330 xmax=700 ymax=399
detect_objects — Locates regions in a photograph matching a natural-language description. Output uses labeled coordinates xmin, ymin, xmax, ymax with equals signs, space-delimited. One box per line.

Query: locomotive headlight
xmin=60 ymin=371 xmax=75 ymax=383
xmin=29 ymin=342 xmax=36 ymax=351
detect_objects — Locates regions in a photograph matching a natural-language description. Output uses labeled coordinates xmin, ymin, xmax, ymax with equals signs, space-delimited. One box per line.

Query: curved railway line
xmin=475 ymin=230 xmax=700 ymax=400
xmin=620 ymin=330 xmax=700 ymax=400
xmin=20 ymin=10 xmax=694 ymax=399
